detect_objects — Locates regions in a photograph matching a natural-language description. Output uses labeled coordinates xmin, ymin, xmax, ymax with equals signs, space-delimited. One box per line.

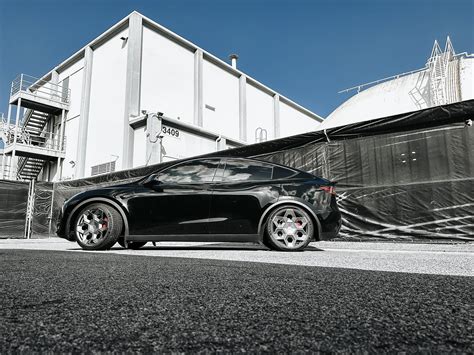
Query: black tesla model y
xmin=57 ymin=157 xmax=341 ymax=251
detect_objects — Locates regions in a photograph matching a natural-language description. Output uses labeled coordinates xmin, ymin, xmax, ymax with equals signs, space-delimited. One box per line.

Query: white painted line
xmin=322 ymin=248 xmax=474 ymax=256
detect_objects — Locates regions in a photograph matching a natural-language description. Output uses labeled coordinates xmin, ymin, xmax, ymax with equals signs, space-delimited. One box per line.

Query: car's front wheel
xmin=74 ymin=203 xmax=123 ymax=251
xmin=265 ymin=205 xmax=314 ymax=251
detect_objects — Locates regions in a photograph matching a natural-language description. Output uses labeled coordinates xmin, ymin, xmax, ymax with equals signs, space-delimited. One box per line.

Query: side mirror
xmin=143 ymin=174 xmax=161 ymax=188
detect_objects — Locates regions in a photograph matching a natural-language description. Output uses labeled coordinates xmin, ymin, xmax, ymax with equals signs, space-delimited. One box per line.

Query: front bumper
xmin=56 ymin=208 xmax=75 ymax=241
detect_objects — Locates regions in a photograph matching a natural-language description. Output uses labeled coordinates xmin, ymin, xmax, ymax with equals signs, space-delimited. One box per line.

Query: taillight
xmin=320 ymin=185 xmax=336 ymax=195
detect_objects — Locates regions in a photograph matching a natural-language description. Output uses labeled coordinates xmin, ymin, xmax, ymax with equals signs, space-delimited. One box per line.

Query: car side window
xmin=158 ymin=159 xmax=218 ymax=184
xmin=221 ymin=159 xmax=273 ymax=182
xmin=272 ymin=166 xmax=296 ymax=180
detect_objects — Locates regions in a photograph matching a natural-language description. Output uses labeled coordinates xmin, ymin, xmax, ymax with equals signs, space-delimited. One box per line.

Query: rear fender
xmin=257 ymin=197 xmax=322 ymax=242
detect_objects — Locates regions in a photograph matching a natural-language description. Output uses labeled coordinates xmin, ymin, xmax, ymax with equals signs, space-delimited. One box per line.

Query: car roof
xmin=168 ymin=156 xmax=315 ymax=177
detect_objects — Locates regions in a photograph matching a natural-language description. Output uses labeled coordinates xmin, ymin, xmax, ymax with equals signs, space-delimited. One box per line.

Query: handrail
xmin=10 ymin=73 xmax=71 ymax=105
xmin=338 ymin=67 xmax=427 ymax=94
xmin=1 ymin=126 xmax=67 ymax=152
xmin=338 ymin=51 xmax=472 ymax=95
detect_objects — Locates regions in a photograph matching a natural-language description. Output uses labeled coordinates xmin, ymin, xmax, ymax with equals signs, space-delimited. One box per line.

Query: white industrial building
xmin=0 ymin=11 xmax=323 ymax=182
xmin=320 ymin=37 xmax=473 ymax=129
xmin=2 ymin=16 xmax=471 ymax=184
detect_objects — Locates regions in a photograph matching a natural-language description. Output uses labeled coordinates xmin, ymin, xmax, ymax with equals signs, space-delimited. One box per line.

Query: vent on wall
xmin=91 ymin=161 xmax=116 ymax=176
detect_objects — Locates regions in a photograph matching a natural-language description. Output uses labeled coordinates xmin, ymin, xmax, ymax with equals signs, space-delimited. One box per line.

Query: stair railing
xmin=4 ymin=126 xmax=66 ymax=152
xmin=10 ymin=74 xmax=71 ymax=106
xmin=21 ymin=109 xmax=33 ymax=126
xmin=16 ymin=157 xmax=28 ymax=178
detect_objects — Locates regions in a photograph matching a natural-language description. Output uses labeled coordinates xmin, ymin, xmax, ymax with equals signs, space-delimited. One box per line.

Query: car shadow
xmin=120 ymin=243 xmax=324 ymax=252
xmin=69 ymin=243 xmax=324 ymax=252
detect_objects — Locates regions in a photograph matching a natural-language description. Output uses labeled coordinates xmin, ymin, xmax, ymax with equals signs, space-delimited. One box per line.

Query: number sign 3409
xmin=162 ymin=126 xmax=180 ymax=138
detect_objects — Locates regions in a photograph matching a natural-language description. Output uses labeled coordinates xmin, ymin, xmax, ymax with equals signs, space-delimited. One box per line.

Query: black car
xmin=57 ymin=157 xmax=341 ymax=251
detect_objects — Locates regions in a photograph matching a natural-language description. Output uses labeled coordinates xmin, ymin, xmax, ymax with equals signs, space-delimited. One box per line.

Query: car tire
xmin=264 ymin=205 xmax=314 ymax=251
xmin=74 ymin=203 xmax=123 ymax=251
xmin=117 ymin=239 xmax=147 ymax=249
xmin=261 ymin=239 xmax=274 ymax=250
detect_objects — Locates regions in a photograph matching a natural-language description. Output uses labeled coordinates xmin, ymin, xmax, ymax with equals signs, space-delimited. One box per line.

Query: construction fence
xmin=1 ymin=100 xmax=473 ymax=241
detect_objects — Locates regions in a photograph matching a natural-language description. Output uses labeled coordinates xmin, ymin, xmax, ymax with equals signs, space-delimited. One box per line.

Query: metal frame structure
xmin=0 ymin=74 xmax=69 ymax=181
xmin=338 ymin=37 xmax=469 ymax=105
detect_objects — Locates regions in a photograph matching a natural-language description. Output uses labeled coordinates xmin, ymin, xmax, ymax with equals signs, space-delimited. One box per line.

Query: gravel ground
xmin=0 ymin=250 xmax=472 ymax=353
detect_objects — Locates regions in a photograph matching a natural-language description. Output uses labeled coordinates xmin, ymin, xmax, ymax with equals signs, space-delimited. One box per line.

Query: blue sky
xmin=0 ymin=0 xmax=472 ymax=118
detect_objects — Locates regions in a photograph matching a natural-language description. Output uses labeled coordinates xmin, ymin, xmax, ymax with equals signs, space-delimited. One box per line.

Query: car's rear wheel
xmin=117 ymin=239 xmax=147 ymax=249
xmin=265 ymin=205 xmax=314 ymax=251
xmin=74 ymin=203 xmax=123 ymax=251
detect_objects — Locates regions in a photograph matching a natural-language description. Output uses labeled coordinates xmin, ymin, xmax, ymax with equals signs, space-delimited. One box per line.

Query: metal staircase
xmin=17 ymin=156 xmax=46 ymax=180
xmin=0 ymin=73 xmax=70 ymax=181
xmin=23 ymin=109 xmax=50 ymax=135
xmin=427 ymin=37 xmax=456 ymax=106
xmin=14 ymin=109 xmax=51 ymax=180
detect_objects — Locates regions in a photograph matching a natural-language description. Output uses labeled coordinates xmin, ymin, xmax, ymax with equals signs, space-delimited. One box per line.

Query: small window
xmin=222 ymin=159 xmax=273 ymax=182
xmin=158 ymin=159 xmax=218 ymax=184
xmin=272 ymin=166 xmax=296 ymax=180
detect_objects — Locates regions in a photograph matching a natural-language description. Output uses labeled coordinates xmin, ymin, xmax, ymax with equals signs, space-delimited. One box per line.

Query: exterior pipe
xmin=229 ymin=54 xmax=239 ymax=69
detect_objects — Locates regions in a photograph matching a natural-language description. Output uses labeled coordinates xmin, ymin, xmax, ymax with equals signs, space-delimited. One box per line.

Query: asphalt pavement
xmin=0 ymin=248 xmax=473 ymax=353
xmin=1 ymin=239 xmax=473 ymax=276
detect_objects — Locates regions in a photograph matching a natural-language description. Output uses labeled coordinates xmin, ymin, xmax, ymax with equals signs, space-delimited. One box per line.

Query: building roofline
xmin=34 ymin=13 xmax=133 ymax=83
xmin=138 ymin=12 xmax=323 ymax=122
xmin=35 ymin=10 xmax=323 ymax=122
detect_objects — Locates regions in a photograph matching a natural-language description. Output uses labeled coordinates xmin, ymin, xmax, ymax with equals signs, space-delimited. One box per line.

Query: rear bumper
xmin=317 ymin=209 xmax=342 ymax=241
xmin=320 ymin=217 xmax=342 ymax=240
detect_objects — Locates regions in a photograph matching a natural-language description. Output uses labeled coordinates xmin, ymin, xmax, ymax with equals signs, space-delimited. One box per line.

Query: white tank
xmin=320 ymin=38 xmax=473 ymax=130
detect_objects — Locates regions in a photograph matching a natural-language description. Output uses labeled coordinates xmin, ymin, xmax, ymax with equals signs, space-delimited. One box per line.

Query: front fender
xmin=63 ymin=197 xmax=130 ymax=241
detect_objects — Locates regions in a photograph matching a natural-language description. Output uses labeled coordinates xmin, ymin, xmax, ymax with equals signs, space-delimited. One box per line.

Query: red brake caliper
xmin=102 ymin=217 xmax=108 ymax=230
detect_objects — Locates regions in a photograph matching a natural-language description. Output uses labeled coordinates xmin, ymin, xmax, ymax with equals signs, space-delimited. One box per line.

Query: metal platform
xmin=1 ymin=74 xmax=70 ymax=181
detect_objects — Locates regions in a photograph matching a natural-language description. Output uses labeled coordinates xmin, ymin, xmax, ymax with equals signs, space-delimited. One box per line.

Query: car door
xmin=127 ymin=158 xmax=219 ymax=236
xmin=208 ymin=158 xmax=280 ymax=236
